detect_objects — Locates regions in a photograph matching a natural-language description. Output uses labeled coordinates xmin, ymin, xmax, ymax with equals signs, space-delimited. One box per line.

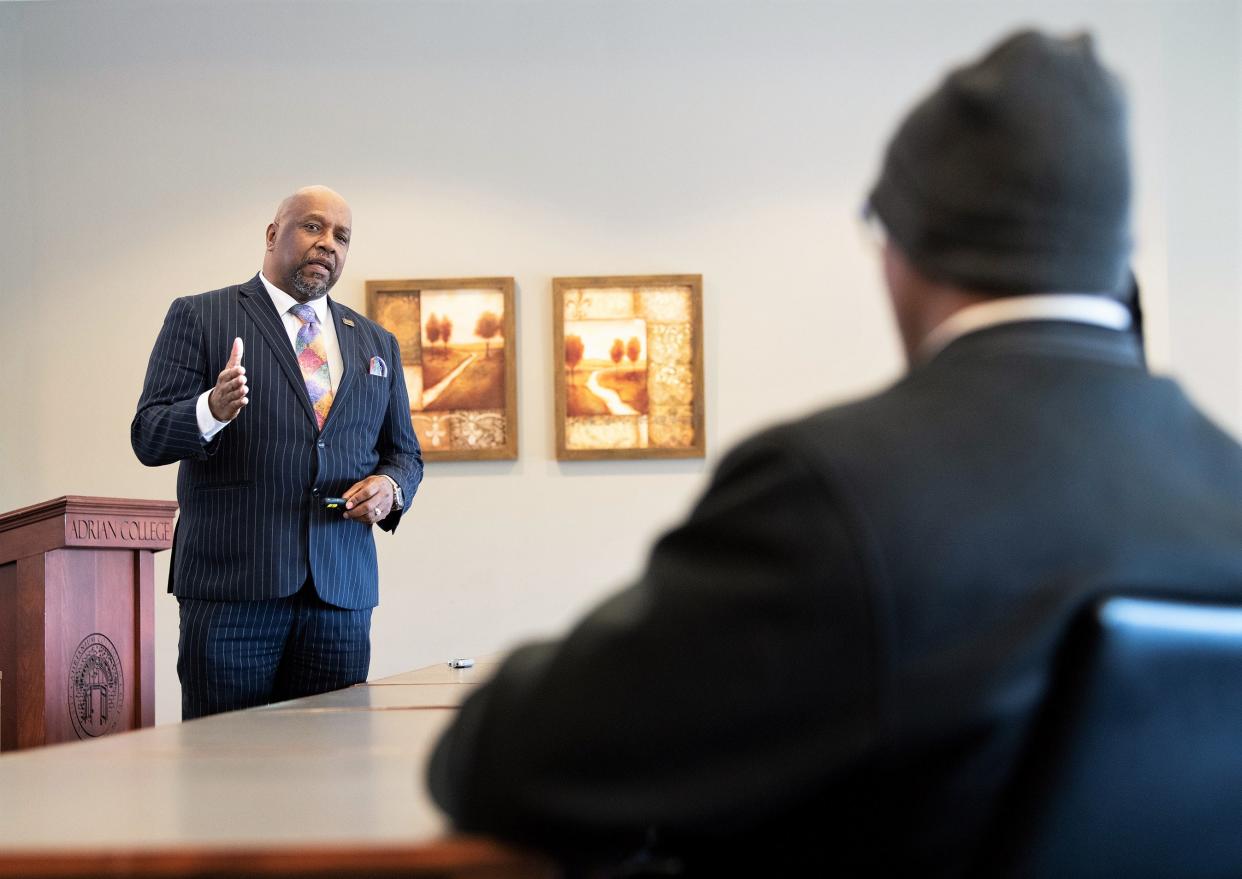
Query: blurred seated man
xmin=427 ymin=30 xmax=1242 ymax=876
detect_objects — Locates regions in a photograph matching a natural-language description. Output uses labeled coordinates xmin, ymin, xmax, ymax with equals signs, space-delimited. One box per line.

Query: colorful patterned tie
xmin=290 ymin=303 xmax=334 ymax=429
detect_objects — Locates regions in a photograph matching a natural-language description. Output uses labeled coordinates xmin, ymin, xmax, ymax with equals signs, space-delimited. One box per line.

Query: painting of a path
xmin=564 ymin=318 xmax=647 ymax=417
xmin=419 ymin=290 xmax=506 ymax=412
xmin=367 ymin=278 xmax=517 ymax=461
xmin=554 ymin=275 xmax=704 ymax=460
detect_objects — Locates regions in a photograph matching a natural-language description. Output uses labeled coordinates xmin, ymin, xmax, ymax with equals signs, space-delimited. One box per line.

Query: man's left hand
xmin=342 ymin=475 xmax=395 ymax=525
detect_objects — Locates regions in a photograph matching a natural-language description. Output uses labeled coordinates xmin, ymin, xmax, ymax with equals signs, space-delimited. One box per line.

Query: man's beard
xmin=289 ymin=265 xmax=333 ymax=300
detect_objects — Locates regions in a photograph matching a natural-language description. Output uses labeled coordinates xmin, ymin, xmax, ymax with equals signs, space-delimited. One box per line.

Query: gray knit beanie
xmin=868 ymin=30 xmax=1132 ymax=295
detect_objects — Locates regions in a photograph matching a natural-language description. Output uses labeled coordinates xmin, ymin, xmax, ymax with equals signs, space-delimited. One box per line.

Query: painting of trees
xmin=475 ymin=311 xmax=502 ymax=358
xmin=552 ymin=274 xmax=703 ymax=460
xmin=367 ymin=277 xmax=517 ymax=461
xmin=565 ymin=334 xmax=585 ymax=380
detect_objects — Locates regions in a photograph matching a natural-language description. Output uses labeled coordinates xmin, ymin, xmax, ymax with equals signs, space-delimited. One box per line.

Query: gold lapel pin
xmin=342 ymin=317 xmax=355 ymax=327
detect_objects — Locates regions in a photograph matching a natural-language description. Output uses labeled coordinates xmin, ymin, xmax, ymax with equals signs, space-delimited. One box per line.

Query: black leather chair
xmin=978 ymin=595 xmax=1242 ymax=878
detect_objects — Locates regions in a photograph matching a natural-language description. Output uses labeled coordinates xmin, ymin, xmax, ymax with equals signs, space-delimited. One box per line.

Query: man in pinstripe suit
xmin=132 ymin=186 xmax=423 ymax=720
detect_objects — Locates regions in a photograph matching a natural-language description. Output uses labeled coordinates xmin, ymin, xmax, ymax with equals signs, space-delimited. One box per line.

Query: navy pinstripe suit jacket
xmin=132 ymin=274 xmax=423 ymax=610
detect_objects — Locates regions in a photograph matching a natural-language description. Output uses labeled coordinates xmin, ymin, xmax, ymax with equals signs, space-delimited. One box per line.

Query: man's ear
xmin=265 ymin=223 xmax=277 ymax=251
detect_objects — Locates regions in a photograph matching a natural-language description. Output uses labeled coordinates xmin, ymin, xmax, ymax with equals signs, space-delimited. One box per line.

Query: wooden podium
xmin=0 ymin=496 xmax=177 ymax=752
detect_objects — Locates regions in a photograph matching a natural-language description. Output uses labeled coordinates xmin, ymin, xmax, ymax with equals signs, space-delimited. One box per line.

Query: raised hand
xmin=208 ymin=337 xmax=248 ymax=422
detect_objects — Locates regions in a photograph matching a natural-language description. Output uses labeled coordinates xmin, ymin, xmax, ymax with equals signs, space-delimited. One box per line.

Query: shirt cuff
xmin=196 ymin=391 xmax=232 ymax=441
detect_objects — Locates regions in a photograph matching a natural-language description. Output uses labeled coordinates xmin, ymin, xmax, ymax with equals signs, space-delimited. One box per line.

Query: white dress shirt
xmin=917 ymin=294 xmax=1133 ymax=363
xmin=196 ymin=273 xmax=345 ymax=439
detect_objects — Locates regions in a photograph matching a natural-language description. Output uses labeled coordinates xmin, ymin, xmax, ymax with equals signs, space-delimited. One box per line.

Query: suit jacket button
xmin=312 ymin=488 xmax=320 ymax=496
xmin=317 ymin=442 xmax=325 ymax=448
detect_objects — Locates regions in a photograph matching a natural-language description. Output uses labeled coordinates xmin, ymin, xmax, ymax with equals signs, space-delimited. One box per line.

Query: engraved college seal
xmin=68 ymin=633 xmax=124 ymax=739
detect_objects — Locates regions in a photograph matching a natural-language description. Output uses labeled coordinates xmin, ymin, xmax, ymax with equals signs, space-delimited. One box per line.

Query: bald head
xmin=273 ymin=185 xmax=349 ymax=224
xmin=263 ymin=186 xmax=353 ymax=303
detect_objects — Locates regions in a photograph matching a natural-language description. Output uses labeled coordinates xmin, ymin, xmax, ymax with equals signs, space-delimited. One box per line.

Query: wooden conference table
xmin=0 ymin=658 xmax=557 ymax=878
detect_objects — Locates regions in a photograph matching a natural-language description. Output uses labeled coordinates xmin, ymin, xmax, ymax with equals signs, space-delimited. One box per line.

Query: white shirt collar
xmin=917 ymin=294 xmax=1132 ymax=362
xmin=259 ymin=271 xmax=331 ymax=324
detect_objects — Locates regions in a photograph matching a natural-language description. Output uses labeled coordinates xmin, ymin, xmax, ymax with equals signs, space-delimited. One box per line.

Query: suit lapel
xmin=237 ymin=275 xmax=318 ymax=428
xmin=322 ymin=298 xmax=359 ymax=437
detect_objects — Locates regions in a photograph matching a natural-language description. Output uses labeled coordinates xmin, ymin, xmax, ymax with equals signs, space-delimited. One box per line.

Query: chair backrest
xmin=977 ymin=595 xmax=1242 ymax=879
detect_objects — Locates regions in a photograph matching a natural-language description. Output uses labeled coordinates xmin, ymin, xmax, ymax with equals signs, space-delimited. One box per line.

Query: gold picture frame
xmin=367 ymin=277 xmax=518 ymax=462
xmin=554 ymin=274 xmax=705 ymax=461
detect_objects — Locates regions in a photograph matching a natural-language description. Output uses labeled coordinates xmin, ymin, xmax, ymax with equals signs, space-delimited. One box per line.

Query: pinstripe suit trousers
xmin=178 ymin=583 xmax=372 ymax=720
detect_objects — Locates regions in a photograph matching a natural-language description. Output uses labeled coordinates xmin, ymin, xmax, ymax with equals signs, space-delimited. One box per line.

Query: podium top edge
xmin=0 ymin=495 xmax=179 ymax=533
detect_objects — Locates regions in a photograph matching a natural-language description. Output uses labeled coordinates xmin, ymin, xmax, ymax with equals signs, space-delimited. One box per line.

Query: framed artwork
xmin=554 ymin=274 xmax=705 ymax=460
xmin=366 ymin=277 xmax=517 ymax=461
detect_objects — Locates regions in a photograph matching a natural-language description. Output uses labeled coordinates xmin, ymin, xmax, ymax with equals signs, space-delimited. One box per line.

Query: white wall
xmin=1 ymin=0 xmax=1239 ymax=724
xmin=0 ymin=2 xmax=33 ymax=480
xmin=1161 ymin=1 xmax=1242 ymax=425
